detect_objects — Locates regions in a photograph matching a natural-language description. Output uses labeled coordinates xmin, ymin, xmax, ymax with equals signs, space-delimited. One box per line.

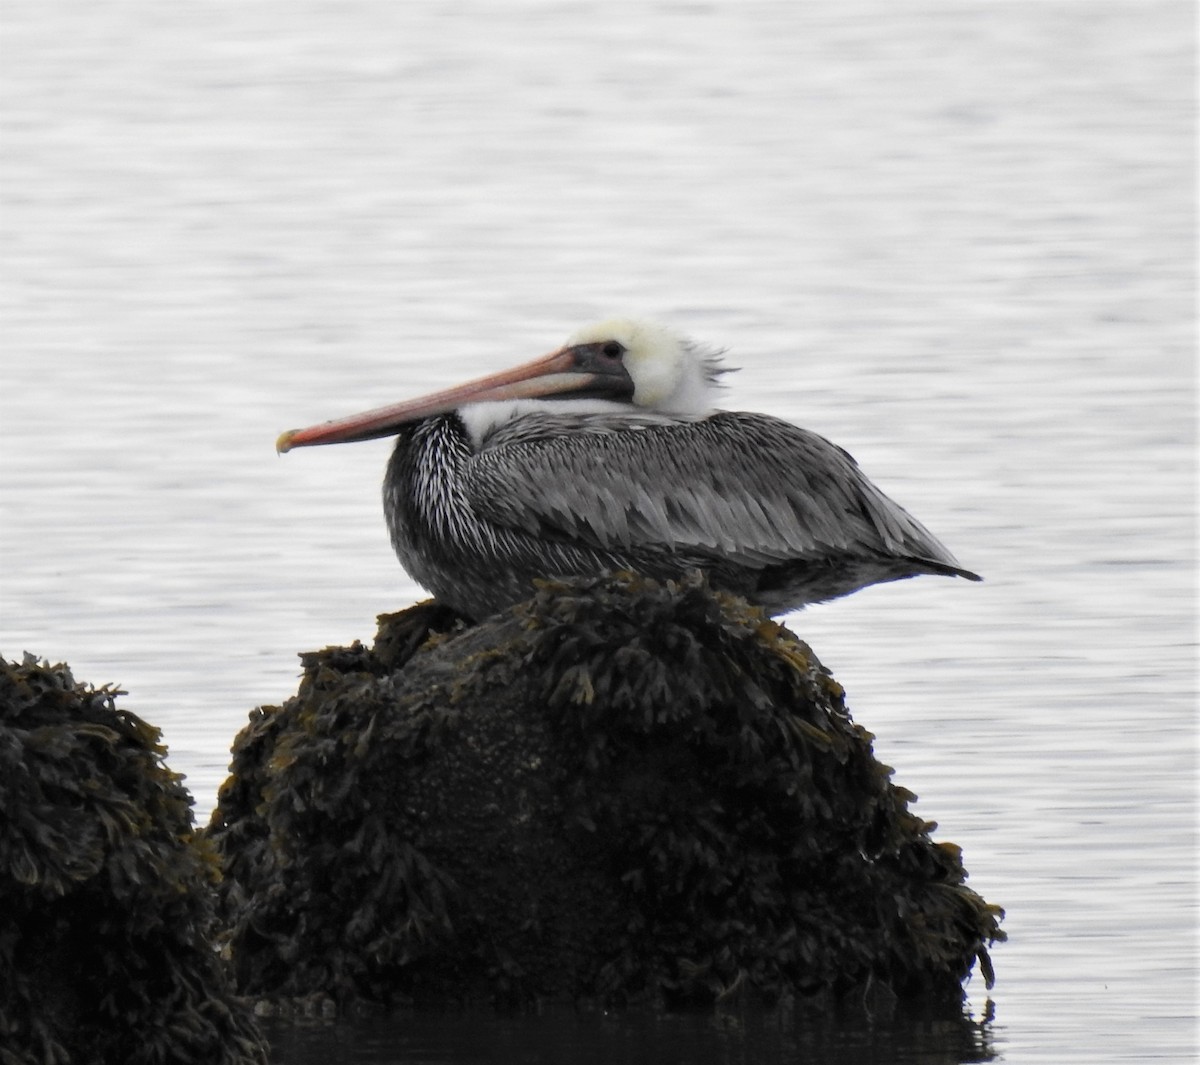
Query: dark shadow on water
xmin=262 ymin=1000 xmax=997 ymax=1065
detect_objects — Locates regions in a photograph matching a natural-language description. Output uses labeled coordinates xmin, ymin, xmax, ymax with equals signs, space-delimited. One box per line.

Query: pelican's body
xmin=279 ymin=320 xmax=980 ymax=620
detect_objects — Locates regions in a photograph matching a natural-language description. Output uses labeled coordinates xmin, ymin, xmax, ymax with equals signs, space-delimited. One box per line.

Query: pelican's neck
xmin=456 ymin=397 xmax=639 ymax=449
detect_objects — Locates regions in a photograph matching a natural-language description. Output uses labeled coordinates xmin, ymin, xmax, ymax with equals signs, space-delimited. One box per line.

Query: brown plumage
xmin=278 ymin=319 xmax=980 ymax=620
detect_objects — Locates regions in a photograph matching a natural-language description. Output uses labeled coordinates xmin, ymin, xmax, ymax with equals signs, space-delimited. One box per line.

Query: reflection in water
xmin=263 ymin=1001 xmax=997 ymax=1065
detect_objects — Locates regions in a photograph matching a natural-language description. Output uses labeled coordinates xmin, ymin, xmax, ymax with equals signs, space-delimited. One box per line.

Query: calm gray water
xmin=2 ymin=3 xmax=1195 ymax=1062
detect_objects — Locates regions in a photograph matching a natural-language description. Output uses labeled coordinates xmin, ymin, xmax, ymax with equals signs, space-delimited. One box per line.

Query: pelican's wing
xmin=463 ymin=411 xmax=966 ymax=572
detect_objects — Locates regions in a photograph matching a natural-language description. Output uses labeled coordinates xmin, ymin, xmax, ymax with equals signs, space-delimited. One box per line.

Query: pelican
xmin=277 ymin=319 xmax=981 ymax=620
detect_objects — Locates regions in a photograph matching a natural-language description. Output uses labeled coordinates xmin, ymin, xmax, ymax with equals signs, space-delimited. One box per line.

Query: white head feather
xmin=457 ymin=319 xmax=729 ymax=449
xmin=567 ymin=318 xmax=727 ymax=415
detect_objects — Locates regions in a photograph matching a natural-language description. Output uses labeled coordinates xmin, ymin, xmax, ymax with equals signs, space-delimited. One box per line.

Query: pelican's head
xmin=276 ymin=318 xmax=729 ymax=452
xmin=563 ymin=318 xmax=725 ymax=415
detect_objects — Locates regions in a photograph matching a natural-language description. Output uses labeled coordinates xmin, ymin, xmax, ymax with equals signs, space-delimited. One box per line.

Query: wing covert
xmin=461 ymin=412 xmax=953 ymax=572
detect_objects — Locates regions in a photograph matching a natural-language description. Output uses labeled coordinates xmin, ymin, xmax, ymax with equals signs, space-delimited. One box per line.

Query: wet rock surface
xmin=0 ymin=654 xmax=268 ymax=1065
xmin=206 ymin=573 xmax=1003 ymax=1014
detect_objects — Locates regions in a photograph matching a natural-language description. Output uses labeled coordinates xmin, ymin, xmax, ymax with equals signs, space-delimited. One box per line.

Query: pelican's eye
xmin=601 ymin=340 xmax=625 ymax=360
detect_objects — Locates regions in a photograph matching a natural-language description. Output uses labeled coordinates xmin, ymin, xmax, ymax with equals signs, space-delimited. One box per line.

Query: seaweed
xmin=206 ymin=572 xmax=1003 ymax=1014
xmin=0 ymin=654 xmax=267 ymax=1065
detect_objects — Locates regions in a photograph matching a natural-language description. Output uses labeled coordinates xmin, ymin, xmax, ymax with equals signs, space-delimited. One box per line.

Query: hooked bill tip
xmin=276 ymin=430 xmax=297 ymax=454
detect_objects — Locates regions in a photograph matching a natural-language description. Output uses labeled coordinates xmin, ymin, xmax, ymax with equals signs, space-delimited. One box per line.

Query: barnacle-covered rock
xmin=0 ymin=654 xmax=268 ymax=1065
xmin=206 ymin=573 xmax=1003 ymax=1014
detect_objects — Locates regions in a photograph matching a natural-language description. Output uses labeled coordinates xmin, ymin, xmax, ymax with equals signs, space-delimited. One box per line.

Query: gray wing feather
xmin=463 ymin=411 xmax=961 ymax=571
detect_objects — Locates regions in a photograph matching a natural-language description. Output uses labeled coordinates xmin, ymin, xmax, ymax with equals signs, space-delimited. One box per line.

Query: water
xmin=259 ymin=1005 xmax=999 ymax=1065
xmin=1 ymin=3 xmax=1194 ymax=1062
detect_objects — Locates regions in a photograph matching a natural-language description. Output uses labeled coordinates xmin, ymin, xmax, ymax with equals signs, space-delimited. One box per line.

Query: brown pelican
xmin=277 ymin=319 xmax=981 ymax=620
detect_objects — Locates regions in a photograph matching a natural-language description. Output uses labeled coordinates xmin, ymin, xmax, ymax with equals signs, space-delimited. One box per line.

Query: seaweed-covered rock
xmin=206 ymin=572 xmax=1003 ymax=1013
xmin=0 ymin=654 xmax=268 ymax=1065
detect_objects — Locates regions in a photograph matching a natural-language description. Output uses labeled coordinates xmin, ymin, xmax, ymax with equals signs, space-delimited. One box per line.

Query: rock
xmin=0 ymin=654 xmax=268 ymax=1065
xmin=205 ymin=572 xmax=1004 ymax=1014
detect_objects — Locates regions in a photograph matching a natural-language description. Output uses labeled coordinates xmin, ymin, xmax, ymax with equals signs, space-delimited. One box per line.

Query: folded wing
xmin=463 ymin=411 xmax=972 ymax=577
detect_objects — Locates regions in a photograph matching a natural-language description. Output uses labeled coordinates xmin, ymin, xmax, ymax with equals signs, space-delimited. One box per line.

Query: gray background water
xmin=1 ymin=3 xmax=1195 ymax=1062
